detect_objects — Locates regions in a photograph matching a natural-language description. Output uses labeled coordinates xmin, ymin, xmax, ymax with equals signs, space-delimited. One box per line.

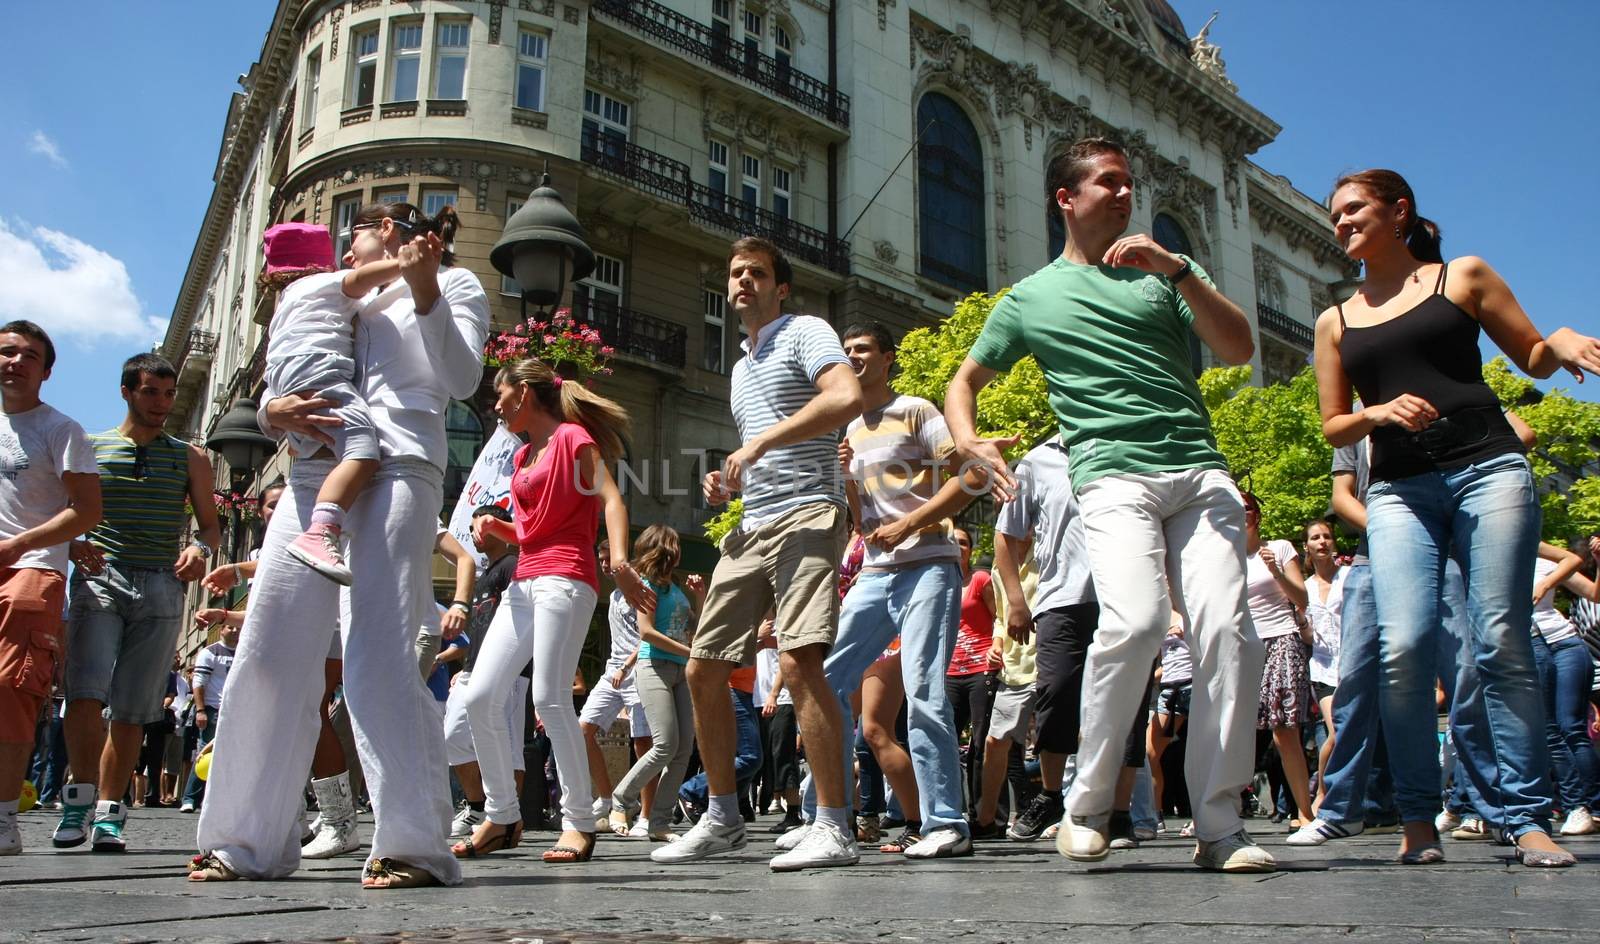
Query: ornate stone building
xmin=161 ymin=0 xmax=1354 ymax=642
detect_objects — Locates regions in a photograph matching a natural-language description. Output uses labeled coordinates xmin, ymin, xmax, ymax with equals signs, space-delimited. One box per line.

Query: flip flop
xmin=362 ymin=857 xmax=442 ymax=889
xmin=451 ymin=820 xmax=522 ymax=859
xmin=187 ymin=852 xmax=240 ymax=882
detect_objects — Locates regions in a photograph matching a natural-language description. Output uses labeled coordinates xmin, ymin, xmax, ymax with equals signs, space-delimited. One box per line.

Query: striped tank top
xmin=87 ymin=430 xmax=191 ymax=569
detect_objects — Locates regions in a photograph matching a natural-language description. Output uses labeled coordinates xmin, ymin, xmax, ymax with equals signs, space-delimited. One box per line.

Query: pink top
xmin=510 ymin=422 xmax=600 ymax=590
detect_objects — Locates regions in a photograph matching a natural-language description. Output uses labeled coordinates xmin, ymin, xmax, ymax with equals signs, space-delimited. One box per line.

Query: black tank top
xmin=1337 ymin=263 xmax=1523 ymax=482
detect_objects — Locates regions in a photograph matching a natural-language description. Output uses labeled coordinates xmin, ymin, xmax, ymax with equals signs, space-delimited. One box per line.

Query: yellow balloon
xmin=194 ymin=752 xmax=213 ymax=782
xmin=18 ymin=780 xmax=36 ymax=814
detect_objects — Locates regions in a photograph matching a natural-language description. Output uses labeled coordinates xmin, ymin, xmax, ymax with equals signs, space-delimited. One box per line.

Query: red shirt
xmin=947 ymin=570 xmax=994 ymax=677
xmin=510 ymin=422 xmax=600 ymax=591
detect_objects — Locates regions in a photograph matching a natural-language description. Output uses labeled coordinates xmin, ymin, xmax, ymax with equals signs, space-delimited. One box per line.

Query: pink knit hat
xmin=263 ymin=223 xmax=335 ymax=274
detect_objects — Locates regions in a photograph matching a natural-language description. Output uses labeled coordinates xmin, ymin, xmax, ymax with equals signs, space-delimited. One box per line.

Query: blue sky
xmin=2 ymin=1 xmax=1597 ymax=440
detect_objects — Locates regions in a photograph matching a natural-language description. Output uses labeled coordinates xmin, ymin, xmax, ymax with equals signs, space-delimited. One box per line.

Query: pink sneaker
xmin=286 ymin=524 xmax=352 ymax=585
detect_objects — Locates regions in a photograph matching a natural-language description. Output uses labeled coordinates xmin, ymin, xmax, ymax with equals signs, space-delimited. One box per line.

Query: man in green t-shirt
xmin=945 ymin=137 xmax=1273 ymax=873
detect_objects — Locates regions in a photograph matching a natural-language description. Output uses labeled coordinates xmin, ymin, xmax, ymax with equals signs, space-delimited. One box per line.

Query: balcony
xmin=689 ymin=183 xmax=850 ymax=275
xmin=581 ymin=129 xmax=692 ymax=206
xmin=591 ymin=0 xmax=849 ymax=127
xmin=572 ymin=297 xmax=688 ymax=370
xmin=1257 ymin=304 xmax=1313 ymax=349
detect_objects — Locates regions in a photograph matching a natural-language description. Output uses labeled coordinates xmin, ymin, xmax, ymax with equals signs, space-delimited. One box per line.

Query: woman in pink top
xmin=461 ymin=357 xmax=649 ymax=864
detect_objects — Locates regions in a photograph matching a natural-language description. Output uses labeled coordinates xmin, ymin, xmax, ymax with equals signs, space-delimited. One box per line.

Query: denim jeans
xmin=679 ymin=687 xmax=761 ymax=808
xmin=803 ymin=561 xmax=965 ymax=834
xmin=1319 ymin=562 xmax=1394 ymax=826
xmin=1532 ymin=633 xmax=1600 ymax=812
xmin=182 ymin=714 xmax=216 ymax=807
xmin=1131 ymin=761 xmax=1158 ymax=831
xmin=1366 ymin=453 xmax=1551 ymax=836
xmin=1436 ymin=562 xmax=1497 ymax=821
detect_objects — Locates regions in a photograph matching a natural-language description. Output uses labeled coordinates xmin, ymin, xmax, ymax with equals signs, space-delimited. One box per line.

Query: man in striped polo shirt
xmin=653 ymin=236 xmax=864 ymax=871
xmin=53 ymin=353 xmax=222 ymax=854
xmin=784 ymin=321 xmax=982 ymax=860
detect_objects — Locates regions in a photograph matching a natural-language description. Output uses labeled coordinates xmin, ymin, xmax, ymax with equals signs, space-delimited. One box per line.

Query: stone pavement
xmin=4 ymin=807 xmax=1598 ymax=944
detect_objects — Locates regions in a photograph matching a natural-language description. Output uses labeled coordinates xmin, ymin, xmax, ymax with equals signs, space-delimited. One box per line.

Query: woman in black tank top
xmin=1312 ymin=169 xmax=1600 ymax=868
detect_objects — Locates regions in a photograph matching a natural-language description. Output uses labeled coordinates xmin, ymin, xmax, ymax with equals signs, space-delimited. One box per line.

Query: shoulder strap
xmin=1434 ymin=261 xmax=1449 ymax=294
xmin=1336 ymin=302 xmax=1347 ymax=331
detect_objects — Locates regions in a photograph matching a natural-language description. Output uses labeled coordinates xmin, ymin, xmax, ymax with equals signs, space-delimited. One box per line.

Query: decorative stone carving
xmin=1097 ymin=0 xmax=1128 ymax=33
xmin=487 ymin=0 xmax=506 ymax=43
xmin=1189 ymin=11 xmax=1237 ymax=94
xmin=587 ymin=44 xmax=643 ymax=95
xmin=522 ymin=0 xmax=556 ymax=13
xmin=1223 ymin=160 xmax=1241 ymax=227
xmin=373 ymin=159 xmax=412 ymax=179
xmin=474 ymin=163 xmax=496 ymax=211
xmin=564 ymin=4 xmax=580 ymax=24
xmin=351 ymin=0 xmax=381 ymax=11
xmin=329 ymin=6 xmax=344 ymax=58
xmin=873 ymin=240 xmax=899 ymax=264
xmin=425 ymin=158 xmax=462 ymax=178
xmin=877 ymin=0 xmax=896 ymax=30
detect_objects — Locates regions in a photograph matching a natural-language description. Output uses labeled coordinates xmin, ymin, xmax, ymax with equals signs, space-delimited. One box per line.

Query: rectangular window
xmin=375 ymin=187 xmax=410 ymax=205
xmin=350 ymin=27 xmax=379 ymax=107
xmin=515 ymin=30 xmax=548 ymax=110
xmin=707 ymin=139 xmax=728 ymax=211
xmin=740 ymin=154 xmax=761 ymax=222
xmin=302 ymin=49 xmax=322 ymax=130
xmin=775 ymin=25 xmax=792 ymax=84
xmin=388 ymin=22 xmax=423 ymax=102
xmin=771 ymin=166 xmax=791 ymax=220
xmin=702 ymin=289 xmax=726 ymax=373
xmin=575 ymin=254 xmax=624 ymax=313
xmin=501 ymin=198 xmax=524 ymax=295
xmin=421 ymin=187 xmax=456 ymax=218
xmin=582 ymin=88 xmax=630 ymax=159
xmin=711 ymin=0 xmax=733 ymax=65
xmin=741 ymin=10 xmax=763 ymax=78
xmin=433 ymin=21 xmax=470 ymax=99
xmin=334 ymin=195 xmax=362 ymax=264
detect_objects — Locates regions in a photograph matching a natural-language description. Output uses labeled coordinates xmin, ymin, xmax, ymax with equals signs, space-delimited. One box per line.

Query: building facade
xmin=161 ymin=0 xmax=1355 ymax=651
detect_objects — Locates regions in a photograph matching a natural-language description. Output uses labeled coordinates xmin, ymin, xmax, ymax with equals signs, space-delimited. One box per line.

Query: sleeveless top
xmin=1336 ymin=263 xmax=1523 ymax=482
xmin=87 ymin=430 xmax=191 ymax=569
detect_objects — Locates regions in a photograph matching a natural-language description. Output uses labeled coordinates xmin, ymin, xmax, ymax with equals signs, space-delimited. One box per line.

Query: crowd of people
xmin=5 ymin=136 xmax=1600 ymax=889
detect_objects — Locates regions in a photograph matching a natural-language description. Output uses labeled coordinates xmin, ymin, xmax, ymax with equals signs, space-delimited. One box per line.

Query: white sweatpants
xmin=1067 ymin=468 xmax=1263 ymax=843
xmin=197 ymin=457 xmax=462 ymax=884
xmin=462 ymin=575 xmax=597 ymax=829
xmin=443 ymin=670 xmax=529 ymax=770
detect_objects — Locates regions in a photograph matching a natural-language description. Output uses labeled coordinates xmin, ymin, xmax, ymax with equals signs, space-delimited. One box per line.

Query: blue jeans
xmin=1532 ymin=633 xmax=1600 ymax=812
xmin=679 ymin=687 xmax=761 ymax=807
xmin=1437 ymin=563 xmax=1497 ymax=821
xmin=30 ymin=702 xmax=68 ymax=803
xmin=803 ymin=562 xmax=965 ymax=833
xmin=1131 ymin=762 xmax=1158 ymax=831
xmin=65 ymin=564 xmax=185 ymax=725
xmin=182 ymin=714 xmax=216 ymax=807
xmin=1366 ymin=453 xmax=1551 ymax=836
xmin=1314 ymin=563 xmax=1397 ymax=825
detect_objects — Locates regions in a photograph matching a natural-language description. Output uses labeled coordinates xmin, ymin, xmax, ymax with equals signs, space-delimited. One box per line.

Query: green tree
xmin=1201 ymin=365 xmax=1334 ymax=542
xmin=1483 ymin=356 xmax=1600 ymax=539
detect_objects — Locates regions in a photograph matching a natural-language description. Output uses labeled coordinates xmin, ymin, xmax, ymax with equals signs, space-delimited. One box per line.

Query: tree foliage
xmin=1202 ymin=365 xmax=1334 ymax=542
xmin=1483 ymin=357 xmax=1600 ymax=539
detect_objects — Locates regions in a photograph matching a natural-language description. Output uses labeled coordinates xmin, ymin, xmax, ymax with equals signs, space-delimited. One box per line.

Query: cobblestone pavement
xmin=3 ymin=807 xmax=1598 ymax=943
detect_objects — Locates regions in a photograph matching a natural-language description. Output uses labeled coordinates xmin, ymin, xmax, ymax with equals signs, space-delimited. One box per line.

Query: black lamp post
xmin=490 ymin=171 xmax=596 ymax=320
xmin=205 ymin=397 xmax=275 ymax=562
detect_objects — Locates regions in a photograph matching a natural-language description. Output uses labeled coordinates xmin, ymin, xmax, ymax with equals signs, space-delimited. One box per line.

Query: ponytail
xmin=494 ymin=356 xmax=631 ymax=463
xmin=352 ymin=200 xmax=463 ymax=266
xmin=1330 ymin=168 xmax=1444 ymax=264
xmin=430 ymin=204 xmax=460 ymax=267
xmin=1406 ymin=215 xmax=1443 ymax=264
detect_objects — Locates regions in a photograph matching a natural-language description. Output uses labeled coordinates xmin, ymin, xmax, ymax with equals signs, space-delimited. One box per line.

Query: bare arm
xmin=866 ymin=458 xmax=986 ymax=550
xmin=1459 ymin=256 xmax=1600 ymax=382
xmin=1315 ymin=307 xmax=1440 ymax=447
xmin=722 ymin=362 xmax=862 ymax=493
xmin=178 ymin=447 xmax=224 ymax=582
xmin=1534 ymin=541 xmax=1583 ymax=604
xmin=1100 ymin=236 xmax=1252 ymax=364
xmin=435 ymin=530 xmax=476 ymax=639
xmin=636 ymin=609 xmax=693 ymax=660
xmin=1330 ymin=471 xmax=1368 ymax=533
xmin=342 ymin=258 xmax=402 ymax=298
xmin=993 ymin=531 xmax=1034 ymax=643
xmin=581 ymin=443 xmax=654 ymax=613
xmin=0 ymin=471 xmax=100 ymax=570
xmin=944 ymin=357 xmax=1018 ymax=499
xmin=1505 ymin=409 xmax=1537 ymax=449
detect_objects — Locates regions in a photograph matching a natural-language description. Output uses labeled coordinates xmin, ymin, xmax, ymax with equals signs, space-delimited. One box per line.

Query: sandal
xmin=451 ymin=820 xmax=523 ymax=859
xmin=879 ymin=824 xmax=922 ymax=854
xmin=609 ymin=807 xmax=633 ymax=836
xmin=362 ymin=857 xmax=443 ymax=889
xmin=1515 ymin=833 xmax=1578 ymax=869
xmin=187 ymin=852 xmax=239 ymax=882
xmin=541 ymin=831 xmax=597 ymax=863
xmin=1397 ymin=824 xmax=1445 ymax=865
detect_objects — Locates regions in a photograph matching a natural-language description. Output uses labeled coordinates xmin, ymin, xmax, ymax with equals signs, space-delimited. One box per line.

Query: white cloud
xmin=26 ymin=131 xmax=66 ymax=168
xmin=0 ymin=220 xmax=165 ymax=347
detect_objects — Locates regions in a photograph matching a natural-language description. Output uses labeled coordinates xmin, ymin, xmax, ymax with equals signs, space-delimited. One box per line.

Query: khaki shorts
xmin=0 ymin=568 xmax=66 ymax=744
xmin=692 ymin=501 xmax=847 ymax=664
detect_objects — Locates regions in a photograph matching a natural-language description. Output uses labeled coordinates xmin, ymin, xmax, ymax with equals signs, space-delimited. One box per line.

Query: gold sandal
xmin=187 ymin=852 xmax=240 ymax=882
xmin=361 ymin=857 xmax=442 ymax=889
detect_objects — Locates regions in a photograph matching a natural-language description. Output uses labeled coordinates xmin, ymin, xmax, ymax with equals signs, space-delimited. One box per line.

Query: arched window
xmin=917 ymin=93 xmax=987 ymax=295
xmin=1152 ymin=212 xmax=1204 ymax=377
xmin=443 ymin=400 xmax=485 ymax=509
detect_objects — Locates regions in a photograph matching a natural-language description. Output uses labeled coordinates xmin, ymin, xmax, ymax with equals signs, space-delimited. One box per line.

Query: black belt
xmin=1405 ymin=405 xmax=1501 ymax=460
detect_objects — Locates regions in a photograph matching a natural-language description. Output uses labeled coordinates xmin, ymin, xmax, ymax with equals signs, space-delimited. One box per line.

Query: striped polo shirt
xmin=87 ymin=429 xmax=191 ymax=569
xmin=729 ymin=313 xmax=852 ymax=526
xmin=846 ymin=394 xmax=960 ymax=569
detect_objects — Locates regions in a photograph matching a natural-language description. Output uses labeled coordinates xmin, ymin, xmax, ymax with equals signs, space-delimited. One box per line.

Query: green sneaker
xmin=90 ymin=801 xmax=127 ymax=853
xmin=51 ymin=783 xmax=97 ymax=848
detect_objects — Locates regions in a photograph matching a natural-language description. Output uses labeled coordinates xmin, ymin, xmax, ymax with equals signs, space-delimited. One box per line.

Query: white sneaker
xmin=1286 ymin=818 xmax=1363 ymax=846
xmin=1 ymin=812 xmax=19 ymax=856
xmin=650 ymin=816 xmax=747 ymax=863
xmin=89 ymin=801 xmax=127 ymax=853
xmin=903 ymin=825 xmax=973 ymax=860
xmin=1133 ymin=825 xmax=1158 ymax=842
xmin=1560 ymin=807 xmax=1596 ymax=836
xmin=593 ymin=797 xmax=611 ymax=833
xmin=770 ymin=821 xmax=859 ymax=871
xmin=774 ymin=821 xmax=813 ymax=851
xmin=1056 ymin=811 xmax=1111 ymax=862
xmin=450 ymin=803 xmax=485 ymax=840
xmin=52 ymin=783 xmax=98 ymax=848
xmin=1435 ymin=809 xmax=1463 ymax=832
xmin=1451 ymin=817 xmax=1490 ymax=841
xmin=1193 ymin=829 xmax=1276 ymax=873
xmin=178 ymin=800 xmax=196 ymax=814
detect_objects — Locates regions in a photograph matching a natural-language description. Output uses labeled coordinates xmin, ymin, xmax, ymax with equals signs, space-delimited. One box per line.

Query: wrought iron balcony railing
xmin=187 ymin=328 xmax=219 ymax=360
xmin=689 ymin=183 xmax=850 ymax=275
xmin=572 ymin=297 xmax=688 ymax=370
xmin=1257 ymin=304 xmax=1314 ymax=349
xmin=591 ymin=0 xmax=849 ymax=126
xmin=580 ymin=128 xmax=692 ymax=205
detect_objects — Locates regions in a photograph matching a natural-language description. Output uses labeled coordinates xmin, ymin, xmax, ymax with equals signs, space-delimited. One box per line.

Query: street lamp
xmin=205 ymin=397 xmax=275 ymax=561
xmin=490 ymin=171 xmax=595 ymax=319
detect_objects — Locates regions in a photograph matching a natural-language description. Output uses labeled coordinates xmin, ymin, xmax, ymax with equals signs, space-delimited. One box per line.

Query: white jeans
xmin=1067 ymin=468 xmax=1262 ymax=843
xmin=462 ymin=575 xmax=597 ymax=829
xmin=197 ymin=457 xmax=461 ymax=883
xmin=443 ymin=671 xmax=528 ymax=771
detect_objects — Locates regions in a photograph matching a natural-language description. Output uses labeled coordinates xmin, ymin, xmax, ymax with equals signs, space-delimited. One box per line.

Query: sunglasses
xmin=131 ymin=444 xmax=148 ymax=481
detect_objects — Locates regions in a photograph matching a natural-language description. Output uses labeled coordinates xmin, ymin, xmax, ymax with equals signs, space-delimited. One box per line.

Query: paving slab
xmin=3 ymin=808 xmax=1597 ymax=943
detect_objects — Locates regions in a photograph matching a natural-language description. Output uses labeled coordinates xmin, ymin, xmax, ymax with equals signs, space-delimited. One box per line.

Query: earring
xmin=1394 ymin=224 xmax=1402 ymax=238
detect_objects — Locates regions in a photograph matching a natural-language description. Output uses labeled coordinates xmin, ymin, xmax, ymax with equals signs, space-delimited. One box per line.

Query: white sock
xmin=0 ymin=798 xmax=18 ymax=816
xmin=815 ymin=805 xmax=850 ymax=835
xmin=707 ymin=793 xmax=741 ymax=827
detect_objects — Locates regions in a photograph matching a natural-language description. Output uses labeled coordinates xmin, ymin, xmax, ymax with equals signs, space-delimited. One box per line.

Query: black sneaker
xmin=767 ymin=808 xmax=803 ymax=834
xmin=969 ymin=817 xmax=1006 ymax=841
xmin=1008 ymin=792 xmax=1064 ymax=842
xmin=739 ymin=797 xmax=756 ymax=824
xmin=1108 ymin=810 xmax=1138 ymax=850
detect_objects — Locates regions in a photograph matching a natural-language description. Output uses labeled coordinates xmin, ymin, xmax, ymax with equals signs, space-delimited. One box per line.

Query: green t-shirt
xmin=969 ymin=255 xmax=1225 ymax=492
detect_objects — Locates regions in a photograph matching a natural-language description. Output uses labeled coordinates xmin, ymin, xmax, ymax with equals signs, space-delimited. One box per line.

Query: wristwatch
xmin=190 ymin=542 xmax=214 ymax=561
xmin=449 ymin=600 xmax=471 ymax=614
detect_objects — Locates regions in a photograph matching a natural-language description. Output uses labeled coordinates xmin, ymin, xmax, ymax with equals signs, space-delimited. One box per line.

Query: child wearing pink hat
xmin=259 ymin=222 xmax=394 ymax=585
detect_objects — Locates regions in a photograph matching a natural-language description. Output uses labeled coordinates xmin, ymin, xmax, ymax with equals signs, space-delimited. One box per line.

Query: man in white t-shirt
xmin=0 ymin=321 xmax=102 ymax=855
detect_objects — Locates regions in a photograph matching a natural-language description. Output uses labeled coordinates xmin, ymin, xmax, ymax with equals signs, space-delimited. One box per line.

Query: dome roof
xmin=1143 ymin=0 xmax=1190 ymax=49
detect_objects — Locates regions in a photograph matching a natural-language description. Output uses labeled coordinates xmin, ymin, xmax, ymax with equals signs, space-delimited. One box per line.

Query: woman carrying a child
xmin=191 ymin=202 xmax=488 ymax=889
